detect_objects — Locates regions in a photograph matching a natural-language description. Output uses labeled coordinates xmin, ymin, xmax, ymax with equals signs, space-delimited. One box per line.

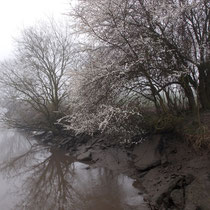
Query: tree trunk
xmin=198 ymin=64 xmax=210 ymax=110
xmin=179 ymin=75 xmax=197 ymax=112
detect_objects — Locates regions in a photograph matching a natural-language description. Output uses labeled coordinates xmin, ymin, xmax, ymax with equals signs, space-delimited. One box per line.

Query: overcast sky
xmin=0 ymin=0 xmax=69 ymax=60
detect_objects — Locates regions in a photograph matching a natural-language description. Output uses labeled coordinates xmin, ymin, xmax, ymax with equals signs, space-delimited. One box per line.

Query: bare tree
xmin=63 ymin=0 xmax=209 ymax=136
xmin=69 ymin=0 xmax=210 ymax=108
xmin=0 ymin=20 xmax=74 ymax=131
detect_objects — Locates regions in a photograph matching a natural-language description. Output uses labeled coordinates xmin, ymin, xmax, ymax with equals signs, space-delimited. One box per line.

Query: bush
xmin=180 ymin=112 xmax=210 ymax=149
xmin=143 ymin=112 xmax=184 ymax=134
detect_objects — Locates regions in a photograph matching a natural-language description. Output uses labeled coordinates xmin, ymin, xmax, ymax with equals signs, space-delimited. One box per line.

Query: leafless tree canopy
xmin=58 ymin=0 xmax=209 ymax=136
xmin=0 ymin=0 xmax=209 ymax=137
xmin=0 ymin=21 xmax=74 ymax=130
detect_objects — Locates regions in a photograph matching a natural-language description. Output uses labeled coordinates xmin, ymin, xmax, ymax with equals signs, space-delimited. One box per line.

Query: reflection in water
xmin=0 ymin=128 xmax=147 ymax=210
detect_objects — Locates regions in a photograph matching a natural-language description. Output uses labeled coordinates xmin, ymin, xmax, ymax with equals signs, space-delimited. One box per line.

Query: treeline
xmin=0 ymin=0 xmax=209 ymax=142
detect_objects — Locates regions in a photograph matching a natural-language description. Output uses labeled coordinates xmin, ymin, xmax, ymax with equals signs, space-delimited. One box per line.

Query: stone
xmin=100 ymin=145 xmax=107 ymax=150
xmin=184 ymin=203 xmax=197 ymax=210
xmin=177 ymin=165 xmax=182 ymax=170
xmin=151 ymin=176 xmax=183 ymax=206
xmin=170 ymin=148 xmax=177 ymax=154
xmin=185 ymin=174 xmax=195 ymax=185
xmin=133 ymin=135 xmax=162 ymax=171
xmin=185 ymin=174 xmax=210 ymax=210
xmin=161 ymin=154 xmax=168 ymax=166
xmin=170 ymin=189 xmax=184 ymax=208
xmin=77 ymin=151 xmax=92 ymax=161
xmin=85 ymin=145 xmax=93 ymax=150
xmin=32 ymin=130 xmax=46 ymax=136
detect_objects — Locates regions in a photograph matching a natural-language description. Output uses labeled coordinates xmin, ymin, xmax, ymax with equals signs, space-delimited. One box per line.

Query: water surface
xmin=0 ymin=128 xmax=148 ymax=210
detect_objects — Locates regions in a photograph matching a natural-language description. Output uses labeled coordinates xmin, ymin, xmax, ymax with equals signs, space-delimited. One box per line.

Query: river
xmin=0 ymin=128 xmax=148 ymax=210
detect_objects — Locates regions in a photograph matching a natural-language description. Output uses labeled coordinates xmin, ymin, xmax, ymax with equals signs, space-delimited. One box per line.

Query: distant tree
xmin=0 ymin=21 xmax=74 ymax=131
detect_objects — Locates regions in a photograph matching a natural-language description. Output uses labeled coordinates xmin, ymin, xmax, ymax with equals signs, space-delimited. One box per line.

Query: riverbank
xmin=40 ymin=132 xmax=210 ymax=210
xmin=0 ymin=127 xmax=152 ymax=210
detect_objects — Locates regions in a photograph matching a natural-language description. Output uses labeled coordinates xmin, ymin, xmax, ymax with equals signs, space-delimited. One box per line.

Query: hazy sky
xmin=0 ymin=0 xmax=69 ymax=60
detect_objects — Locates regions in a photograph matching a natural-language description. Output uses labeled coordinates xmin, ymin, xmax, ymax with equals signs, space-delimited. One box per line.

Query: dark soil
xmin=34 ymin=131 xmax=210 ymax=210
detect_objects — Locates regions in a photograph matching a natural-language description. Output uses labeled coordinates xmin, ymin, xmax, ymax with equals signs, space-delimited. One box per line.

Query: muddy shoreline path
xmin=0 ymin=127 xmax=210 ymax=210
xmin=63 ymin=133 xmax=210 ymax=210
xmin=0 ymin=128 xmax=148 ymax=210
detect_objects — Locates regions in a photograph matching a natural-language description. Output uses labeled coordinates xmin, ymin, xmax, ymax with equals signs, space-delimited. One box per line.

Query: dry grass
xmin=143 ymin=112 xmax=184 ymax=133
xmin=143 ymin=110 xmax=210 ymax=150
xmin=182 ymin=111 xmax=210 ymax=149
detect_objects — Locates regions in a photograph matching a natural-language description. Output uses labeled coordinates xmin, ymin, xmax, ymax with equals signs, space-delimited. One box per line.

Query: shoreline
xmin=32 ymin=131 xmax=210 ymax=210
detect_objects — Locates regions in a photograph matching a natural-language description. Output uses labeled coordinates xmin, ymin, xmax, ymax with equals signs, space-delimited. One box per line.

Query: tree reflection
xmin=1 ymin=146 xmax=81 ymax=210
xmin=0 ymin=131 xmax=140 ymax=210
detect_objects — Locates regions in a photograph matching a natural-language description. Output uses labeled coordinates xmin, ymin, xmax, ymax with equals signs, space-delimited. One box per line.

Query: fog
xmin=0 ymin=0 xmax=68 ymax=60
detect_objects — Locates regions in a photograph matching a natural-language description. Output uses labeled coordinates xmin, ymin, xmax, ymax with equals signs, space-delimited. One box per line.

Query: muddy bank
xmin=34 ymin=131 xmax=210 ymax=210
xmin=0 ymin=128 xmax=151 ymax=210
